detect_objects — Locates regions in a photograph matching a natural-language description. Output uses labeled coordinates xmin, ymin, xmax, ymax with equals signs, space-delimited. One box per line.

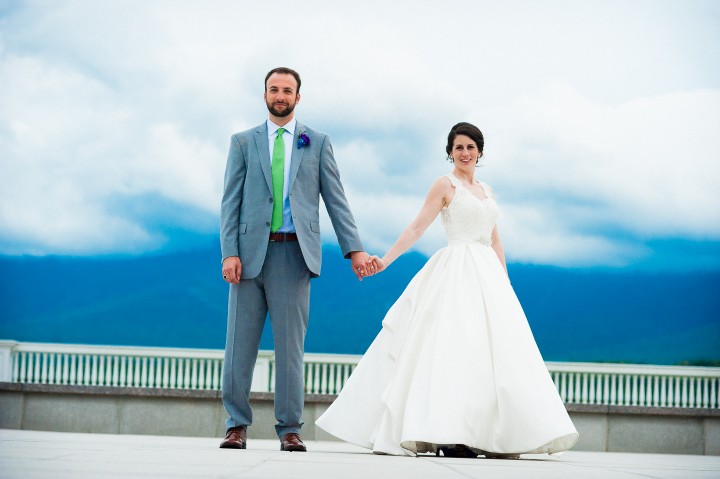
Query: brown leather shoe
xmin=280 ymin=432 xmax=306 ymax=452
xmin=220 ymin=426 xmax=247 ymax=449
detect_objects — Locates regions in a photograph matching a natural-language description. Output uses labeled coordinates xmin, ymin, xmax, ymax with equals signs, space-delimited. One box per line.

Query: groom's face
xmin=264 ymin=73 xmax=300 ymax=118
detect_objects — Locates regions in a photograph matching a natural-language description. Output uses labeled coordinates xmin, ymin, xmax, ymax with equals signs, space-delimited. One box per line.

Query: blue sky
xmin=1 ymin=0 xmax=719 ymax=270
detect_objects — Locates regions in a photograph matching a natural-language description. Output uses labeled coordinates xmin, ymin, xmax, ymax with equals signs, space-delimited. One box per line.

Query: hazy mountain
xmin=1 ymin=245 xmax=718 ymax=365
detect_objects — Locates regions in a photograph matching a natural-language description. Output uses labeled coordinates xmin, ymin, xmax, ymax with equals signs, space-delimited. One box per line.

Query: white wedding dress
xmin=315 ymin=173 xmax=579 ymax=456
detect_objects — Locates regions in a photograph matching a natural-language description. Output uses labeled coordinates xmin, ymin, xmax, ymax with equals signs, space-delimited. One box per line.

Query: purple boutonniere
xmin=297 ymin=133 xmax=310 ymax=149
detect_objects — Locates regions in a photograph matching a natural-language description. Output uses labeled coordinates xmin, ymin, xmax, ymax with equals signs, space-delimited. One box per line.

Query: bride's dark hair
xmin=446 ymin=122 xmax=484 ymax=159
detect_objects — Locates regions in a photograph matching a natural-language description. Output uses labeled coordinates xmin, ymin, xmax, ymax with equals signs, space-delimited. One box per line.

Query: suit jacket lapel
xmin=253 ymin=123 xmax=273 ymax=192
xmin=288 ymin=123 xmax=306 ymax=190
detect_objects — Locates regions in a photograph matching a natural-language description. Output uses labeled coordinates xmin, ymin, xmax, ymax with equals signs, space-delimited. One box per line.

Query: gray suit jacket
xmin=220 ymin=121 xmax=364 ymax=279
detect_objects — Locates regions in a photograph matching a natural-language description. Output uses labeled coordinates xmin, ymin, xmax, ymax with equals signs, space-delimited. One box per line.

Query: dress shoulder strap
xmin=445 ymin=174 xmax=461 ymax=187
xmin=479 ymin=181 xmax=494 ymax=198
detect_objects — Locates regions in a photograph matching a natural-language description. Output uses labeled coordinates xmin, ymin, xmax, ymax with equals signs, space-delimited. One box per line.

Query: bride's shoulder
xmin=430 ymin=175 xmax=456 ymax=191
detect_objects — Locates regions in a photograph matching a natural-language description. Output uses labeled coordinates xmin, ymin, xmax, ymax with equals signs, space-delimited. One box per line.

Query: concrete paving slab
xmin=0 ymin=429 xmax=718 ymax=479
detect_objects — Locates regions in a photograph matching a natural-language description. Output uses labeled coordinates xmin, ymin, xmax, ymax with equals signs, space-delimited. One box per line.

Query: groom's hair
xmin=265 ymin=67 xmax=302 ymax=93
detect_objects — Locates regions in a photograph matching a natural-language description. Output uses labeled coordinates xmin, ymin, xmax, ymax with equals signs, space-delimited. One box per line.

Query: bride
xmin=315 ymin=122 xmax=579 ymax=458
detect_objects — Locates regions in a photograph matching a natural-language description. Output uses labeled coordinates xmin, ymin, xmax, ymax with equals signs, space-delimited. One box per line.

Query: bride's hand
xmin=367 ymin=255 xmax=387 ymax=275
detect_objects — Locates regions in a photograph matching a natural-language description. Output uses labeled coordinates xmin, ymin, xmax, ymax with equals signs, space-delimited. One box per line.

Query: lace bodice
xmin=441 ymin=174 xmax=498 ymax=246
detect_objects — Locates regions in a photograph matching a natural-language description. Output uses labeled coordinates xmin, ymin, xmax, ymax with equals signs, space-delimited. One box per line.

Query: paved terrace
xmin=1 ymin=429 xmax=718 ymax=479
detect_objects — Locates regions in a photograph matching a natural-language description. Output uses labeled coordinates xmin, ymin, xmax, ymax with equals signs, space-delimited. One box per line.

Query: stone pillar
xmin=0 ymin=340 xmax=18 ymax=382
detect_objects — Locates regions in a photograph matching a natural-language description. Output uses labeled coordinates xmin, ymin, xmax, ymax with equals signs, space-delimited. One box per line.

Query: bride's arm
xmin=491 ymin=225 xmax=508 ymax=275
xmin=372 ymin=177 xmax=452 ymax=271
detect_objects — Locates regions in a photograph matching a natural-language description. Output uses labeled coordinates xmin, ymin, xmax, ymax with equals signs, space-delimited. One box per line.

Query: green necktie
xmin=271 ymin=127 xmax=286 ymax=232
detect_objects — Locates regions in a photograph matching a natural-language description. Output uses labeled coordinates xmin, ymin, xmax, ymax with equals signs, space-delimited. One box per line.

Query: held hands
xmin=350 ymin=251 xmax=387 ymax=281
xmin=367 ymin=255 xmax=387 ymax=274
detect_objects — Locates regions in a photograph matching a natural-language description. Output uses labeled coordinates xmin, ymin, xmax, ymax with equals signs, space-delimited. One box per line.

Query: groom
xmin=219 ymin=67 xmax=372 ymax=452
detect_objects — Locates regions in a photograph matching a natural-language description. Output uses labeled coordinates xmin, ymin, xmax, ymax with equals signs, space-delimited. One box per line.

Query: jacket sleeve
xmin=220 ymin=134 xmax=247 ymax=261
xmin=317 ymin=134 xmax=364 ymax=258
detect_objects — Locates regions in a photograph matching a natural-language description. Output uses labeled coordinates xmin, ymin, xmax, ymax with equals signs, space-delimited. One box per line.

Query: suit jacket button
xmin=266 ymin=222 xmax=270 ymax=226
xmin=269 ymin=198 xmax=272 ymax=202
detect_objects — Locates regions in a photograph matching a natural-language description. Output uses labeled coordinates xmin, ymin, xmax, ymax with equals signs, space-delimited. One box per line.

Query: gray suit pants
xmin=222 ymin=241 xmax=310 ymax=436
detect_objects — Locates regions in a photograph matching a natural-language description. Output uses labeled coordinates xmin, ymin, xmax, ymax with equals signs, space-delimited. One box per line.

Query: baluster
xmin=631 ymin=374 xmax=638 ymax=406
xmin=270 ymin=360 xmax=276 ymax=393
xmin=328 ymin=363 xmax=337 ymax=395
xmin=689 ymin=377 xmax=696 ymax=408
xmin=668 ymin=377 xmax=676 ymax=407
xmin=78 ymin=355 xmax=85 ymax=385
xmin=322 ymin=363 xmax=330 ymax=394
xmin=110 ymin=356 xmax=117 ymax=386
xmin=60 ymin=354 xmax=67 ymax=385
xmin=69 ymin=355 xmax=77 ymax=385
xmin=119 ymin=356 xmax=126 ymax=387
xmin=711 ymin=378 xmax=717 ymax=408
xmin=305 ymin=362 xmax=313 ymax=393
xmin=620 ymin=374 xmax=626 ymax=406
xmin=201 ymin=360 xmax=209 ymax=390
xmin=174 ymin=359 xmax=182 ymax=389
xmin=131 ymin=357 xmax=139 ymax=387
xmin=183 ymin=359 xmax=191 ymax=389
xmin=40 ymin=353 xmax=48 ymax=384
xmin=169 ymin=358 xmax=177 ymax=388
xmin=610 ymin=374 xmax=617 ymax=406
xmin=47 ymin=354 xmax=56 ymax=384
xmin=681 ymin=376 xmax=688 ymax=408
xmin=661 ymin=376 xmax=667 ymax=407
xmin=146 ymin=357 xmax=153 ymax=387
xmin=90 ymin=354 xmax=99 ymax=386
xmin=56 ymin=354 xmax=63 ymax=384
xmin=702 ymin=377 xmax=709 ymax=408
xmin=652 ymin=376 xmax=659 ymax=407
xmin=162 ymin=358 xmax=169 ymax=389
xmin=147 ymin=357 xmax=155 ymax=388
xmin=213 ymin=360 xmax=220 ymax=390
xmin=640 ymin=374 xmax=647 ymax=406
xmin=587 ymin=373 xmax=595 ymax=405
xmin=314 ymin=363 xmax=322 ymax=394
xmin=16 ymin=353 xmax=30 ymax=383
xmin=98 ymin=356 xmax=106 ymax=386
xmin=559 ymin=372 xmax=567 ymax=402
xmin=568 ymin=373 xmax=576 ymax=403
xmin=56 ymin=354 xmax=64 ymax=384
xmin=128 ymin=356 xmax=134 ymax=387
xmin=30 ymin=353 xmax=39 ymax=383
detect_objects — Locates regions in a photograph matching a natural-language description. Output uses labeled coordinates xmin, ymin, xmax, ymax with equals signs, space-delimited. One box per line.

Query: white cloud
xmin=0 ymin=0 xmax=718 ymax=266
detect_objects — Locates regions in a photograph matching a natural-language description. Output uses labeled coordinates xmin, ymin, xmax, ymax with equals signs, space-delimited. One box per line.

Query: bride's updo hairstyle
xmin=446 ymin=122 xmax=484 ymax=163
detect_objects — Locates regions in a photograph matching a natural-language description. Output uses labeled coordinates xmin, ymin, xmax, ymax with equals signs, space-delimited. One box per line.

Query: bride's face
xmin=451 ymin=135 xmax=481 ymax=168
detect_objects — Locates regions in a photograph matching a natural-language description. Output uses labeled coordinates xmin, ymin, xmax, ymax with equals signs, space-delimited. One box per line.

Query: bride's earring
xmin=447 ymin=154 xmax=454 ymax=163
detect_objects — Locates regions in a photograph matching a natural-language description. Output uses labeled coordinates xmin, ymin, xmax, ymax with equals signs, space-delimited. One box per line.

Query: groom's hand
xmin=350 ymin=251 xmax=372 ymax=281
xmin=222 ymin=256 xmax=242 ymax=284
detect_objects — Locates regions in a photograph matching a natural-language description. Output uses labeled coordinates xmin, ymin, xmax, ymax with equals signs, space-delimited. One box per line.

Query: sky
xmin=1 ymin=0 xmax=719 ymax=270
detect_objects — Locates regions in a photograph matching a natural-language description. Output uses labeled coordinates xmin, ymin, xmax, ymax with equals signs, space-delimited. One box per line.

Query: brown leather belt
xmin=269 ymin=233 xmax=298 ymax=242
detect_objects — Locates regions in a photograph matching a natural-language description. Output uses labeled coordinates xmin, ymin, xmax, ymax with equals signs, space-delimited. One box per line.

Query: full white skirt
xmin=315 ymin=242 xmax=579 ymax=456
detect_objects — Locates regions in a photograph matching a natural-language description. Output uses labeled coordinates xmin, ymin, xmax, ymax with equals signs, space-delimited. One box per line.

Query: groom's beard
xmin=267 ymin=100 xmax=296 ymax=118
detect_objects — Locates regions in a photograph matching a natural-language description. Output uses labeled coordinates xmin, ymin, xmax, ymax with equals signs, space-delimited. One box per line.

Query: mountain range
xmin=1 ymin=244 xmax=718 ymax=365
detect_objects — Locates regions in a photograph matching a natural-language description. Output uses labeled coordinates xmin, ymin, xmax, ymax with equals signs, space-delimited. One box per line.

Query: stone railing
xmin=1 ymin=340 xmax=718 ymax=408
